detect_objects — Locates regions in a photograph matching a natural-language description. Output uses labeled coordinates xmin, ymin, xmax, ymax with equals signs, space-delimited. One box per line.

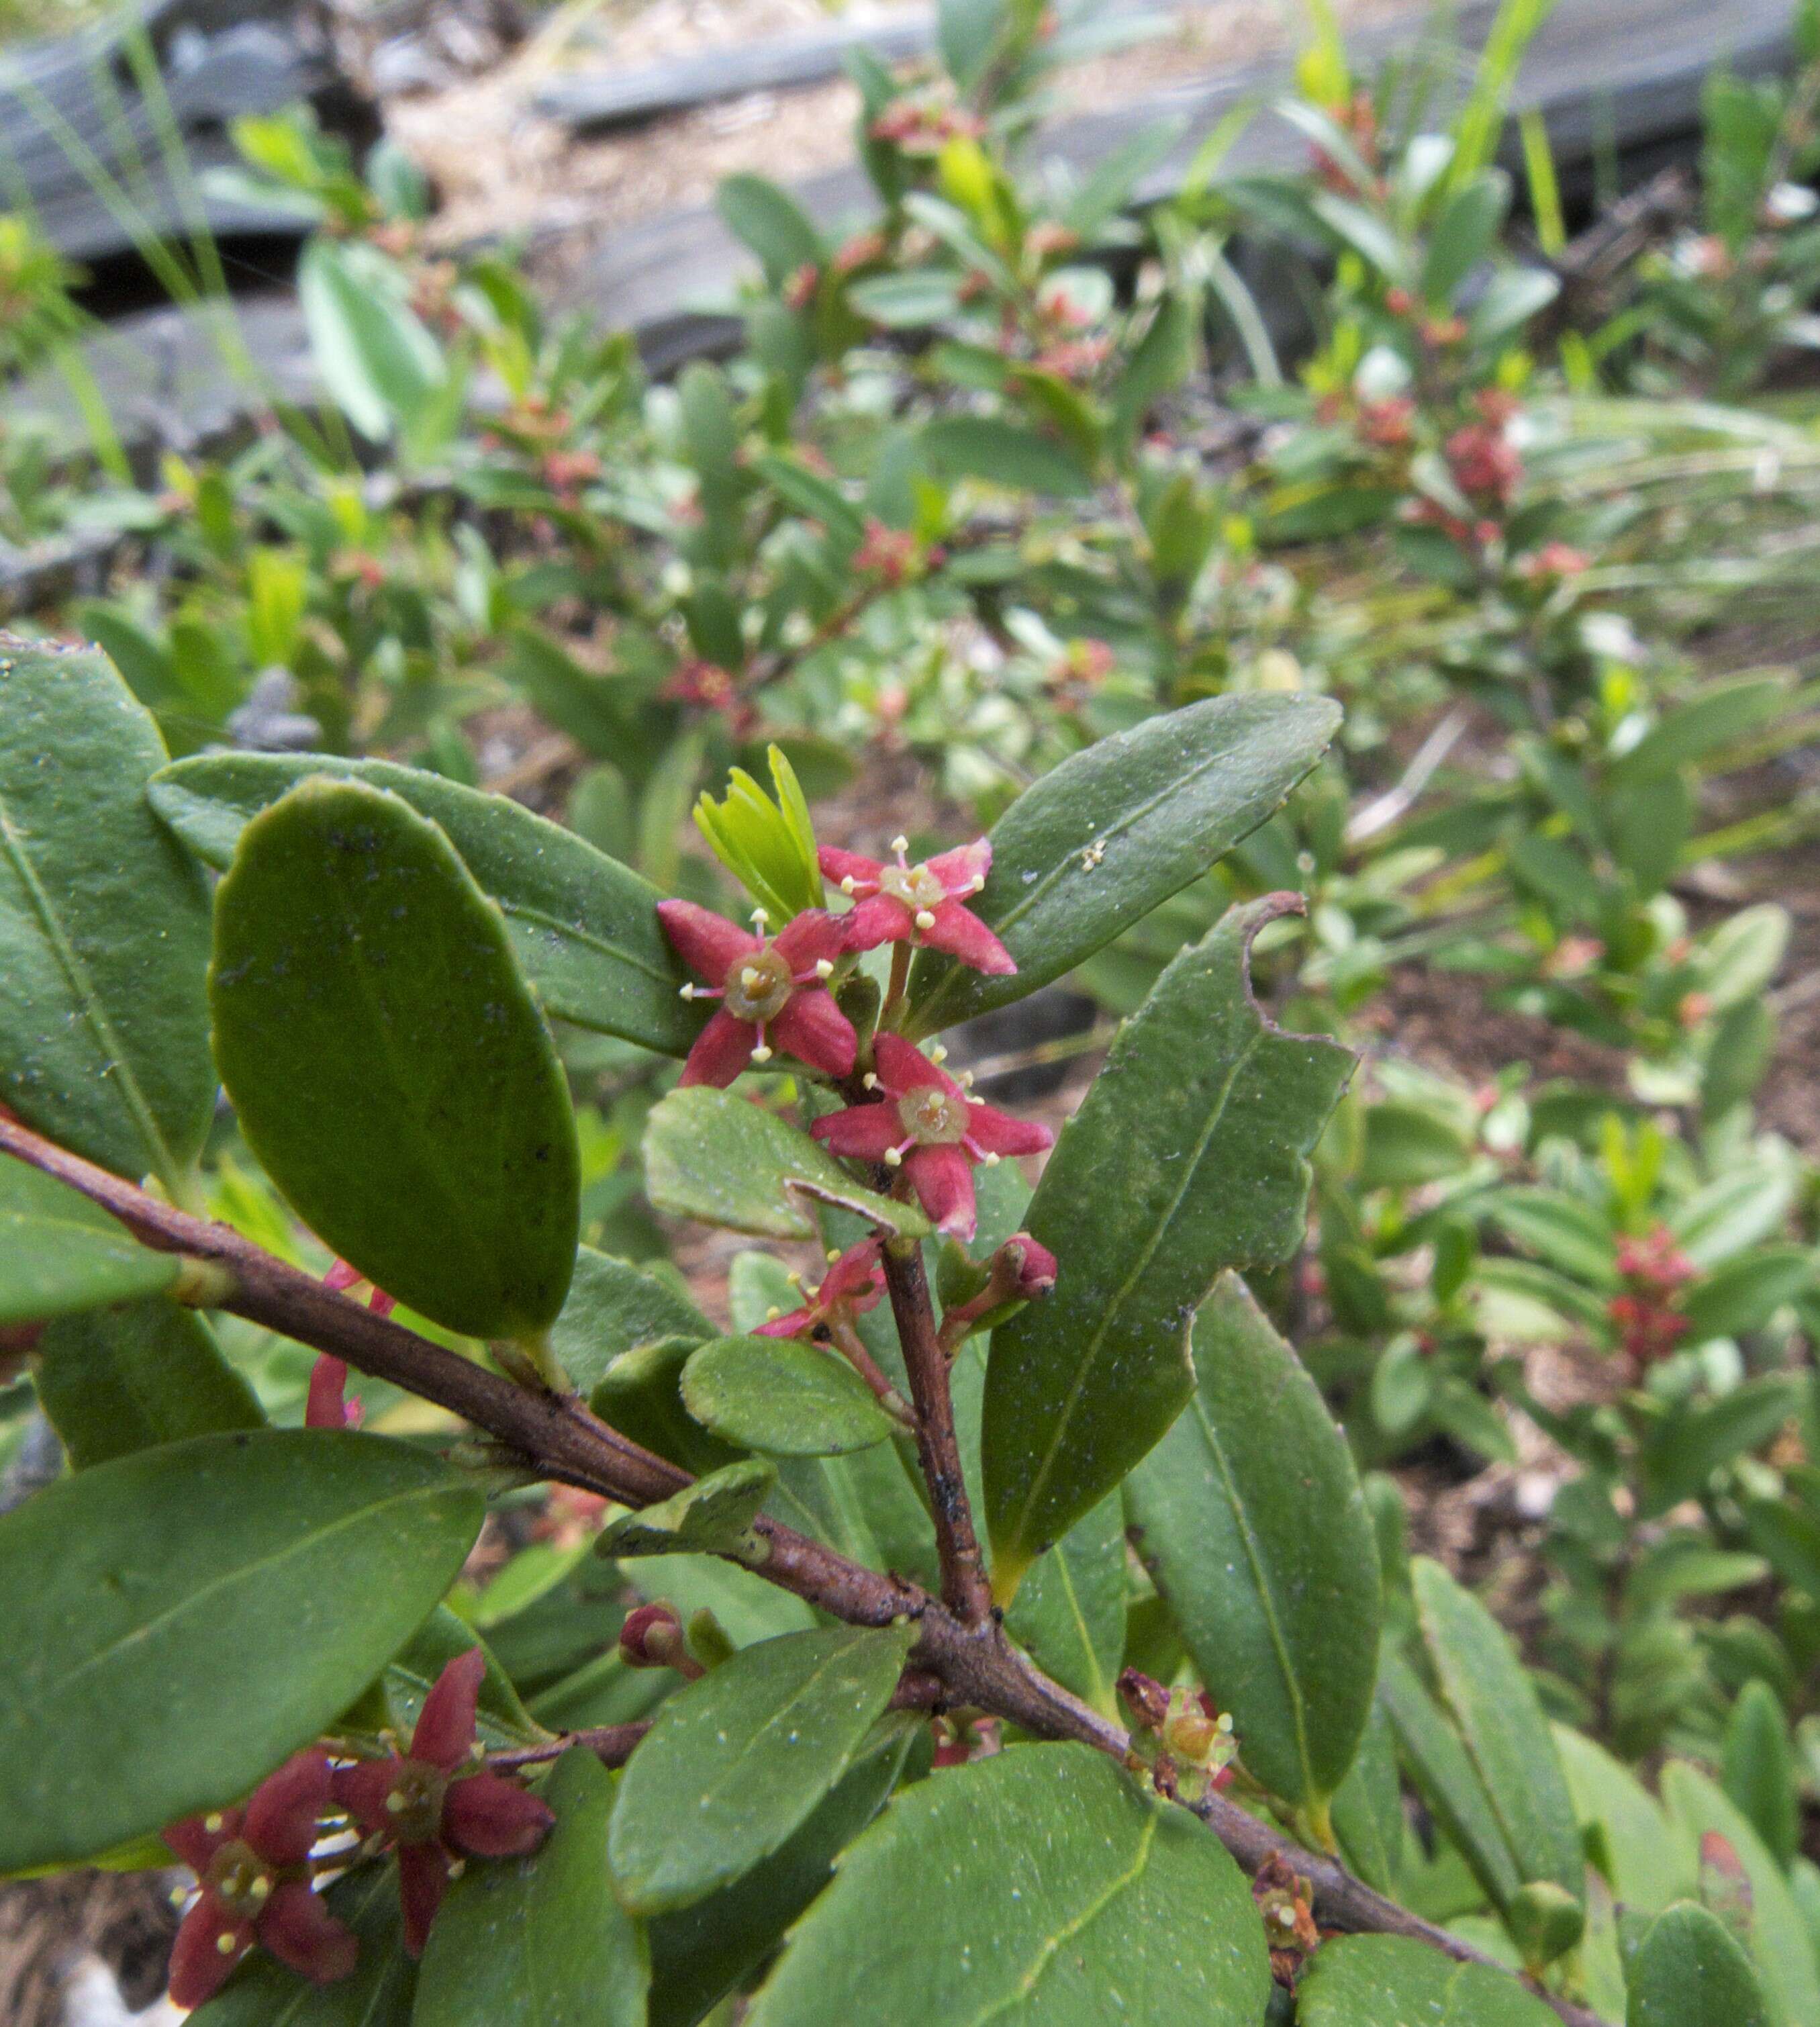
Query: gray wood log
xmin=0 ymin=0 xmax=365 ymax=264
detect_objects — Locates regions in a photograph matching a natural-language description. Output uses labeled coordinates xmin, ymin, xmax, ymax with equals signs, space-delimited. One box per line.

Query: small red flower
xmin=304 ymin=1356 xmax=363 ymax=1430
xmin=1445 ymin=421 xmax=1522 ymax=504
xmin=755 ymin=1237 xmax=885 ymax=1338
xmin=820 ymin=836 xmax=1013 ymax=975
xmin=853 ymin=517 xmax=920 ymax=584
xmin=658 ymin=902 xmax=858 ymax=1088
xmin=164 ymin=1752 xmax=356 ymax=2008
xmin=334 ymin=1650 xmax=553 ymax=1957
xmin=810 ymin=1035 xmax=1052 ymax=1239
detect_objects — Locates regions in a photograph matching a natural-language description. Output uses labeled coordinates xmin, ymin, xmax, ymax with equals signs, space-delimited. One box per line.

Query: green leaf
xmin=1330 ymin=1701 xmax=1404 ymax=1893
xmin=904 ymin=693 xmax=1341 ymax=1036
xmin=609 ymin=1622 xmax=916 ymax=1915
xmin=1003 ymin=1491 xmax=1127 ymax=1718
xmin=920 ymin=415 xmax=1097 ymax=497
xmin=1412 ymin=1559 xmax=1583 ymax=1924
xmin=1661 ymin=1761 xmax=1820 ymax=2027
xmin=595 ymin=1459 xmax=777 ymax=1559
xmin=553 ymin=1245 xmax=712 ymax=1396
xmin=1625 ymin=1901 xmax=1775 ymax=2027
xmin=0 ymin=637 xmax=213 ymax=1190
xmin=299 ymin=236 xmax=446 ymax=442
xmin=1297 ymin=1934 xmax=1560 ymax=2025
xmin=984 ymin=901 xmax=1353 ymax=1597
xmin=416 ymin=1750 xmax=647 ymax=2027
xmin=1126 ymin=1273 xmax=1380 ymax=1809
xmin=193 ymin=1861 xmax=416 ymax=2027
xmin=716 ymin=175 xmax=822 ymax=287
xmin=595 ymin=1334 xmax=746 ymax=1475
xmin=210 ymin=779 xmax=579 ymax=1343
xmin=1419 ymin=169 xmax=1511 ymax=302
xmin=693 ymin=746 xmax=823 ymax=925
xmin=150 ymin=752 xmax=699 ymax=1054
xmin=0 ymin=1429 xmax=482 ymax=1871
xmin=682 ymin=1335 xmax=898 ymax=1456
xmin=1379 ymin=1652 xmax=1523 ymax=1913
xmin=1611 ymin=678 xmax=1790 ymax=785
xmin=36 ymin=1300 xmax=263 ymax=1468
xmin=0 ymin=1158 xmax=182 ymax=1323
xmin=1724 ymin=1679 xmax=1799 ymax=1869
xmin=846 ymin=270 xmax=965 ymax=326
xmin=746 ymin=1742 xmax=1270 ymax=2025
xmin=350 ymin=1606 xmax=546 ymax=1752
xmin=937 ymin=0 xmax=1003 ymax=87
xmin=644 ymin=1086 xmax=930 ymax=1241
xmin=647 ymin=1713 xmax=920 ymax=2027
xmin=1553 ymin=1724 xmax=1692 ymax=1917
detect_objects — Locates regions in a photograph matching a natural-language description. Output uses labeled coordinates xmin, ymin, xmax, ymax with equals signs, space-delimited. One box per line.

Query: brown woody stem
xmin=0 ymin=1117 xmax=1598 ymax=2024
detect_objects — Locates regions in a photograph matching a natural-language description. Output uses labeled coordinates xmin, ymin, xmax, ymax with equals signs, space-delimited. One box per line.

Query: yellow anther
xmin=751 ymin=1043 xmax=774 ymax=1064
xmin=890 ymin=835 xmax=909 ymax=855
xmin=883 ymin=1147 xmax=904 ymax=1168
xmin=815 ymin=959 xmax=834 ymax=979
xmin=915 ymin=910 xmax=937 ymax=930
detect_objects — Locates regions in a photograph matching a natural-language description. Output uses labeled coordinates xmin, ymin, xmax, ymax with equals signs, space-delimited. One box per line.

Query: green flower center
xmin=879 ymin=863 xmax=947 ymax=914
xmin=898 ymin=1086 xmax=968 ymax=1146
xmin=723 ymin=948 xmax=795 ymax=1023
xmin=203 ymin=1840 xmax=275 ymax=1919
xmin=385 ymin=1760 xmax=451 ymax=1844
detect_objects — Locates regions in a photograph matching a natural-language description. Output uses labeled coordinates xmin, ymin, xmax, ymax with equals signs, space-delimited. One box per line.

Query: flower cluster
xmin=1607 ymin=1225 xmax=1696 ymax=1366
xmin=162 ymin=1651 xmax=551 ymax=2005
xmin=756 ymin=1236 xmax=885 ymax=1339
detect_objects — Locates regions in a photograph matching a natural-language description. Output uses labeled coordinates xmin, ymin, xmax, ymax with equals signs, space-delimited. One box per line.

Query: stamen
xmin=679 ymin=982 xmax=696 ymax=998
xmin=765 ymin=1305 xmax=783 ymax=1321
xmin=863 ymin=1072 xmax=879 ymax=1090
xmin=890 ymin=835 xmax=909 ymax=855
xmin=982 ymin=1151 xmax=1001 ymax=1166
xmin=751 ymin=907 xmax=770 ymax=927
xmin=883 ymin=1147 xmax=904 ymax=1168
xmin=929 ymin=1044 xmax=948 ymax=1063
xmin=815 ymin=959 xmax=834 ymax=978
xmin=914 ymin=909 xmax=937 ymax=930
xmin=216 ymin=1933 xmax=238 ymax=1955
xmin=204 ymin=1815 xmax=224 ymax=1834
xmin=826 ymin=1247 xmax=842 ymax=1262
xmin=841 ymin=876 xmax=857 ymax=894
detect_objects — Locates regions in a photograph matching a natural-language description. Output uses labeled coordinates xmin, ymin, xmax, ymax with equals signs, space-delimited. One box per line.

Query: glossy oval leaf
xmin=984 ymin=900 xmax=1353 ymax=1597
xmin=1003 ymin=1490 xmax=1127 ymax=1718
xmin=647 ymin=1712 xmax=922 ymax=2027
xmin=0 ymin=1157 xmax=182 ymax=1323
xmin=210 ymin=779 xmax=579 ymax=1341
xmin=595 ymin=1334 xmax=747 ymax=1476
xmin=903 ymin=692 xmax=1341 ymax=1036
xmin=151 ymin=751 xmax=699 ymax=1053
xmin=193 ymin=1860 xmax=416 ymax=2027
xmin=644 ymin=1085 xmax=930 ymax=1241
xmin=1412 ymin=1558 xmax=1583 ymax=1913
xmin=1625 ymin=1901 xmax=1774 ymax=2027
xmin=595 ymin=1458 xmax=776 ymax=1560
xmin=747 ymin=1742 xmax=1270 ymax=2026
xmin=681 ymin=1335 xmax=897 ymax=1456
xmin=609 ymin=1622 xmax=915 ymax=1916
xmin=1298 ymin=1934 xmax=1559 ymax=2026
xmin=554 ymin=1245 xmax=712 ymax=1396
xmin=0 ymin=637 xmax=213 ymax=1189
xmin=0 ymin=1428 xmax=483 ymax=1871
xmin=416 ymin=1749 xmax=647 ymax=2027
xmin=36 ymin=1299 xmax=263 ymax=1468
xmin=1126 ymin=1272 xmax=1380 ymax=1808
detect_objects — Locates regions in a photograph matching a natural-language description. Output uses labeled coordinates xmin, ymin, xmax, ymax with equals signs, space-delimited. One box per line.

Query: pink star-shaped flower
xmin=164 ymin=1752 xmax=357 ymax=2008
xmin=810 ymin=1035 xmax=1051 ymax=1239
xmin=819 ymin=837 xmax=1014 ymax=974
xmin=333 ymin=1650 xmax=553 ymax=1957
xmin=658 ymin=902 xmax=858 ymax=1088
xmin=753 ymin=1237 xmax=885 ymax=1337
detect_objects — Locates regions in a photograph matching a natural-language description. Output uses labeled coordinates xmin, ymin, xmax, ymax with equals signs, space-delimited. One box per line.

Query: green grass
xmin=0 ymin=0 xmax=110 ymax=47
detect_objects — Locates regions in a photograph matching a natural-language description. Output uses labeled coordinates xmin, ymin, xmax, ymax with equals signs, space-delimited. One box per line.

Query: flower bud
xmin=1116 ymin=1667 xmax=1169 ymax=1732
xmin=619 ymin=1603 xmax=693 ymax=1674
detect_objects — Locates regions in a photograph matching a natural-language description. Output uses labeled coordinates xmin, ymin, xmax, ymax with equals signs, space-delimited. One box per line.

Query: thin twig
xmin=1345 ymin=706 xmax=1472 ymax=847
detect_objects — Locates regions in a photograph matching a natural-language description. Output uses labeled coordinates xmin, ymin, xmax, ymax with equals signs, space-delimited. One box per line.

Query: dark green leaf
xmin=1126 ymin=1273 xmax=1380 ymax=1809
xmin=745 ymin=1743 xmax=1270 ymax=2025
xmin=1724 ymin=1679 xmax=1799 ymax=1869
xmin=1412 ymin=1558 xmax=1584 ymax=1916
xmin=647 ymin=1713 xmax=922 ymax=2027
xmin=595 ymin=1334 xmax=746 ymax=1475
xmin=596 ymin=1459 xmax=776 ymax=1560
xmin=210 ymin=779 xmax=579 ymax=1342
xmin=920 ymin=416 xmax=1096 ymax=497
xmin=609 ymin=1623 xmax=915 ymax=1914
xmin=644 ymin=1086 xmax=930 ymax=1240
xmin=36 ymin=1300 xmax=262 ymax=1467
xmin=1298 ymin=1934 xmax=1558 ymax=2026
xmin=1625 ymin=1901 xmax=1774 ymax=2027
xmin=150 ymin=753 xmax=699 ymax=1053
xmin=1330 ymin=1701 xmax=1404 ymax=1893
xmin=1553 ymin=1725 xmax=1690 ymax=1917
xmin=716 ymin=176 xmax=822 ymax=288
xmin=904 ymin=693 xmax=1341 ymax=1035
xmin=682 ymin=1335 xmax=898 ymax=1456
xmin=1003 ymin=1491 xmax=1126 ymax=1718
xmin=299 ymin=237 xmax=445 ymax=442
xmin=193 ymin=1862 xmax=416 ymax=2027
xmin=554 ymin=1246 xmax=712 ymax=1397
xmin=0 ymin=637 xmax=213 ymax=1189
xmin=0 ymin=1158 xmax=181 ymax=1323
xmin=1380 ymin=1652 xmax=1523 ymax=1913
xmin=416 ymin=1750 xmax=646 ymax=2027
xmin=984 ymin=902 xmax=1353 ymax=1596
xmin=1419 ymin=169 xmax=1510 ymax=302
xmin=0 ymin=1429 xmax=482 ymax=1871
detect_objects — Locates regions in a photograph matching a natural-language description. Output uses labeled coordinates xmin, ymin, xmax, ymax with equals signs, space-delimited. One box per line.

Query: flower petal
xmin=397 ymin=1842 xmax=449 ymax=1959
xmin=770 ymin=990 xmax=857 ymax=1079
xmin=332 ymin=1757 xmax=402 ymax=1838
xmin=657 ymin=899 xmax=758 ymax=981
xmin=922 ymin=899 xmax=1016 ymax=975
xmin=166 ymin=1901 xmax=254 ymax=2010
xmin=810 ymin=1102 xmax=905 ymax=1162
xmin=925 ymin=838 xmax=991 ymax=896
xmin=837 ymin=893 xmax=912 ymax=954
xmin=258 ymin=1881 xmax=359 ymax=1985
xmin=442 ymin=1773 xmax=555 ymax=1858
xmin=244 ymin=1750 xmax=332 ymax=1869
xmin=963 ymin=1104 xmax=1055 ymax=1160
xmin=772 ymin=908 xmax=849 ymax=970
xmin=305 ymin=1354 xmax=354 ymax=1429
xmin=412 ymin=1648 xmax=485 ymax=1771
xmin=162 ymin=1809 xmax=238 ymax=1875
xmin=906 ymin=1144 xmax=977 ymax=1239
xmin=873 ymin=1033 xmax=951 ymax=1098
xmin=679 ymin=1008 xmax=760 ymax=1088
xmin=753 ymin=1305 xmax=814 ymax=1338
xmin=822 ymin=1238 xmax=884 ymax=1305
xmin=817 ymin=846 xmax=883 ymax=894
